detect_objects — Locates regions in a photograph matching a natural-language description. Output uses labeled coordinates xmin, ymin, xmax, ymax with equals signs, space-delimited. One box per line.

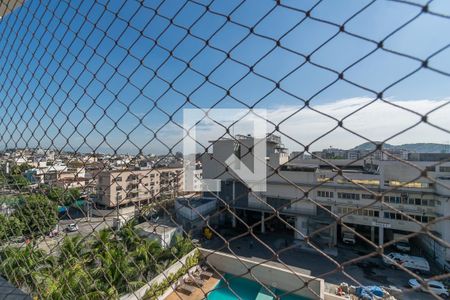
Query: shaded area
xmin=0 ymin=277 xmax=30 ymax=300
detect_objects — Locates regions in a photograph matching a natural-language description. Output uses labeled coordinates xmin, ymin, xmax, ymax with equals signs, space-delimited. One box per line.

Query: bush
xmin=13 ymin=194 xmax=58 ymax=237
xmin=0 ymin=215 xmax=24 ymax=241
xmin=143 ymin=250 xmax=200 ymax=300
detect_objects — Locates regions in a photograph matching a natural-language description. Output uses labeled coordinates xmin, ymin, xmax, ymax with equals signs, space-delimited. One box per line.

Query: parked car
xmin=383 ymin=252 xmax=430 ymax=273
xmin=66 ymin=223 xmax=79 ymax=232
xmin=408 ymin=279 xmax=449 ymax=298
xmin=394 ymin=240 xmax=411 ymax=252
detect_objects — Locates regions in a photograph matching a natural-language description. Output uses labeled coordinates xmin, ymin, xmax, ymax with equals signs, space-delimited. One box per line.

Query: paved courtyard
xmin=200 ymin=232 xmax=439 ymax=300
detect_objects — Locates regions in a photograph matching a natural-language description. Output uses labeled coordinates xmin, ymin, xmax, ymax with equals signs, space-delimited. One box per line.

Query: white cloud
xmin=102 ymin=98 xmax=450 ymax=154
xmin=171 ymin=98 xmax=450 ymax=153
xmin=270 ymin=97 xmax=450 ymax=151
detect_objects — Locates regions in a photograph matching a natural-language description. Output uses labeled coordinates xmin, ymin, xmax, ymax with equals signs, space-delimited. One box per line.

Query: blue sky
xmin=0 ymin=0 xmax=449 ymax=154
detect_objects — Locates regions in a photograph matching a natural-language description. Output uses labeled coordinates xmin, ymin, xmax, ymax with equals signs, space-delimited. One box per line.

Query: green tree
xmin=10 ymin=163 xmax=33 ymax=176
xmin=0 ymin=173 xmax=7 ymax=186
xmin=92 ymin=243 xmax=144 ymax=294
xmin=170 ymin=234 xmax=194 ymax=257
xmin=0 ymin=215 xmax=24 ymax=241
xmin=47 ymin=186 xmax=81 ymax=206
xmin=8 ymin=175 xmax=30 ymax=190
xmin=13 ymin=194 xmax=58 ymax=237
xmin=58 ymin=235 xmax=87 ymax=265
xmin=118 ymin=220 xmax=141 ymax=251
xmin=133 ymin=239 xmax=162 ymax=280
xmin=0 ymin=245 xmax=54 ymax=290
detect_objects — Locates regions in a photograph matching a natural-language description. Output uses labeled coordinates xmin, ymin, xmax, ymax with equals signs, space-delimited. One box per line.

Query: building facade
xmin=95 ymin=167 xmax=184 ymax=208
xmin=202 ymin=135 xmax=450 ymax=269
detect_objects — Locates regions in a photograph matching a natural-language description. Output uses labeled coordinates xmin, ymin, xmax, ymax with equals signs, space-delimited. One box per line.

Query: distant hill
xmin=351 ymin=142 xmax=450 ymax=153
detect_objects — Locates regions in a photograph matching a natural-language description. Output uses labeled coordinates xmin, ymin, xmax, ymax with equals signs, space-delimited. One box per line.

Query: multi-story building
xmin=95 ymin=167 xmax=184 ymax=208
xmin=202 ymin=135 xmax=450 ymax=269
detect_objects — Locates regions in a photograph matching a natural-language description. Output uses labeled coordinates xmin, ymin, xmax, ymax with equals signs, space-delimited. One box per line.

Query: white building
xmin=134 ymin=221 xmax=182 ymax=248
xmin=202 ymin=135 xmax=450 ymax=269
xmin=175 ymin=196 xmax=217 ymax=233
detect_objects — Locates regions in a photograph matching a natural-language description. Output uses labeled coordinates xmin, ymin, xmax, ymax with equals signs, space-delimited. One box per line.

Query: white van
xmin=383 ymin=252 xmax=430 ymax=273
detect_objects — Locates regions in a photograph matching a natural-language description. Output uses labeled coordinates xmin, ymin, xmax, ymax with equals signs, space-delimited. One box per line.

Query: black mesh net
xmin=0 ymin=0 xmax=449 ymax=299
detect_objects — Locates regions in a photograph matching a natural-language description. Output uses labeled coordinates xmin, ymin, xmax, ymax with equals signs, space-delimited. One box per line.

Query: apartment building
xmin=95 ymin=167 xmax=183 ymax=208
xmin=202 ymin=135 xmax=450 ymax=269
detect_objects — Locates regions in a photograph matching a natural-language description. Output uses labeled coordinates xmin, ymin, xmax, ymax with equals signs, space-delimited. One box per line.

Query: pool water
xmin=207 ymin=274 xmax=308 ymax=300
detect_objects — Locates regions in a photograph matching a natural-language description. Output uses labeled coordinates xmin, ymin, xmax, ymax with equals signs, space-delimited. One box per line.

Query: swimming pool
xmin=207 ymin=273 xmax=308 ymax=300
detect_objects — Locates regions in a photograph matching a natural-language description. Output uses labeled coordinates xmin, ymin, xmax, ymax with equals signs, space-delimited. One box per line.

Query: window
xmin=338 ymin=193 xmax=360 ymax=200
xmin=317 ymin=191 xmax=333 ymax=198
xmin=112 ymin=176 xmax=122 ymax=182
xmin=425 ymin=166 xmax=435 ymax=172
xmin=388 ymin=196 xmax=400 ymax=203
xmin=116 ymin=186 xmax=122 ymax=191
xmin=439 ymin=166 xmax=450 ymax=172
xmin=362 ymin=194 xmax=375 ymax=199
xmin=233 ymin=143 xmax=241 ymax=160
xmin=401 ymin=193 xmax=408 ymax=204
xmin=339 ymin=207 xmax=379 ymax=217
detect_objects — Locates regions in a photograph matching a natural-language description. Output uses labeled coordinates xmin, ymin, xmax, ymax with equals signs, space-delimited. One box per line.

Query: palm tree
xmin=117 ymin=221 xmax=141 ymax=251
xmin=171 ymin=235 xmax=194 ymax=257
xmin=0 ymin=245 xmax=54 ymax=293
xmin=133 ymin=239 xmax=162 ymax=280
xmin=33 ymin=262 xmax=94 ymax=299
xmin=58 ymin=235 xmax=87 ymax=265
xmin=92 ymin=243 xmax=144 ymax=294
xmin=91 ymin=228 xmax=113 ymax=256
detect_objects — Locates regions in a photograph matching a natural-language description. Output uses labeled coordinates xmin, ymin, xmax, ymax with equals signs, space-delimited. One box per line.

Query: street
xmin=59 ymin=216 xmax=115 ymax=236
xmin=35 ymin=216 xmax=121 ymax=254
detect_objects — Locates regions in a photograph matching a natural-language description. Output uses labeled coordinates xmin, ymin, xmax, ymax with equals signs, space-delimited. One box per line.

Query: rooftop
xmin=176 ymin=197 xmax=216 ymax=208
xmin=135 ymin=221 xmax=178 ymax=235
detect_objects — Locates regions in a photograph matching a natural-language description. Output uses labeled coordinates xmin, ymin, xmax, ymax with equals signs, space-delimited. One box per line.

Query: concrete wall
xmin=200 ymin=248 xmax=324 ymax=299
xmin=175 ymin=198 xmax=217 ymax=221
xmin=295 ymin=216 xmax=309 ymax=240
xmin=91 ymin=205 xmax=136 ymax=217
